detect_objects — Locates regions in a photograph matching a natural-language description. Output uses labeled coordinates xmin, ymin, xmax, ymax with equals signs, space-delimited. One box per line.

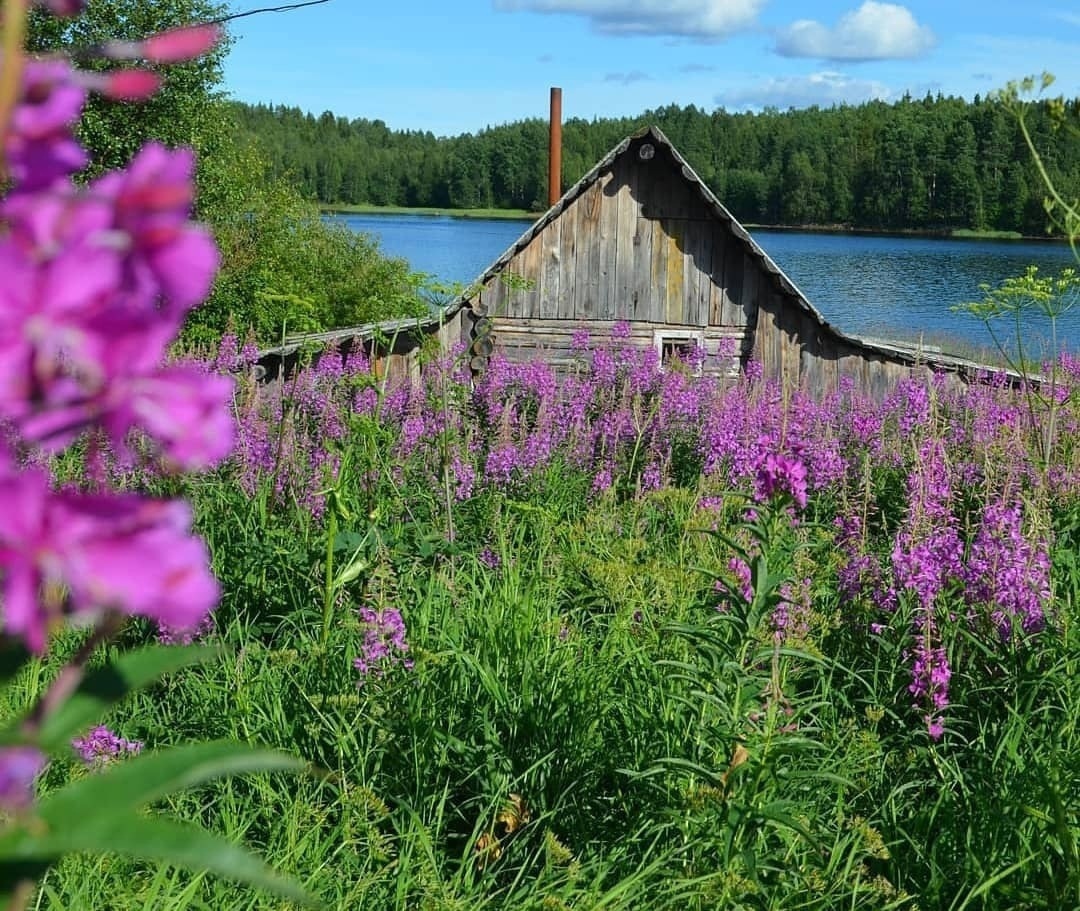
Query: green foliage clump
xmin=234 ymin=91 xmax=1080 ymax=235
xmin=188 ymin=135 xmax=428 ymax=345
xmin=26 ymin=0 xmax=429 ymax=346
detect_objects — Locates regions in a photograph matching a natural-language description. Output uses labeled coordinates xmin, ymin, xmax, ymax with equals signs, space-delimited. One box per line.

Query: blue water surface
xmin=333 ymin=213 xmax=1080 ymax=356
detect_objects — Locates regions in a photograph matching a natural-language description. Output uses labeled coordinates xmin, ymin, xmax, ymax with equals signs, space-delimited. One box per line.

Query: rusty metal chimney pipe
xmin=548 ymin=86 xmax=562 ymax=207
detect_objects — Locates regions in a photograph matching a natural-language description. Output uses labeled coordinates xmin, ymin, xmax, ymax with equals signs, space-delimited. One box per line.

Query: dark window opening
xmin=660 ymin=338 xmax=697 ymax=367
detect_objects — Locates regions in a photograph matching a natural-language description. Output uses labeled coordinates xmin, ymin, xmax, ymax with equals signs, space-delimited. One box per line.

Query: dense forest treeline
xmin=232 ymin=94 xmax=1080 ymax=236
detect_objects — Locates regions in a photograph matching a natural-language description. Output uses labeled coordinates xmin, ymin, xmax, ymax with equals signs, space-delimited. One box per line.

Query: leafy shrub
xmin=188 ymin=134 xmax=428 ymax=345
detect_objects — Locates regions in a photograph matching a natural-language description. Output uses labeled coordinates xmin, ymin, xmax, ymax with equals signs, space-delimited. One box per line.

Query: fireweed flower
xmin=451 ymin=456 xmax=476 ymax=501
xmin=100 ymin=24 xmax=222 ymax=66
xmin=157 ymin=612 xmax=215 ymax=646
xmin=0 ymin=746 xmax=47 ymax=812
xmin=908 ymin=627 xmax=951 ymax=741
xmin=354 ymin=607 xmax=413 ymax=682
xmin=640 ymin=461 xmax=663 ymax=492
xmin=834 ymin=515 xmax=886 ymax=608
xmin=36 ymin=0 xmax=86 ymax=15
xmin=0 ymin=33 xmax=229 ymax=657
xmin=0 ymin=468 xmax=220 ymax=652
xmin=724 ymin=556 xmax=754 ymax=605
xmin=772 ymin=579 xmax=812 ymax=645
xmin=92 ymin=143 xmax=220 ymax=312
xmin=886 ymin=439 xmax=962 ymax=736
xmin=3 ymin=59 xmax=89 ymax=190
xmin=753 ymin=450 xmax=808 ymax=509
xmin=71 ymin=726 xmax=143 ymax=766
xmin=964 ymin=500 xmax=1051 ymax=639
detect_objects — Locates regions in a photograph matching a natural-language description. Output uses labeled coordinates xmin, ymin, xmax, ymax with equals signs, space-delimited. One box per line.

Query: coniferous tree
xmin=228 ymin=94 xmax=1080 ymax=236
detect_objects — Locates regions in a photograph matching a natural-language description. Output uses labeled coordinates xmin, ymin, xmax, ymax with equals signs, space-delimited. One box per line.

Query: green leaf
xmin=38 ymin=741 xmax=306 ymax=819
xmin=757 ymin=800 xmax=819 ymax=845
xmin=333 ymin=530 xmax=368 ymax=552
xmin=34 ymin=645 xmax=223 ymax=752
xmin=0 ymin=813 xmax=318 ymax=907
xmin=0 ymin=742 xmax=315 ymax=906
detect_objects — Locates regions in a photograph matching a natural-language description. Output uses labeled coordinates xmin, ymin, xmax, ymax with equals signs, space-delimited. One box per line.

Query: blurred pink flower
xmin=0 ymin=467 xmax=218 ymax=652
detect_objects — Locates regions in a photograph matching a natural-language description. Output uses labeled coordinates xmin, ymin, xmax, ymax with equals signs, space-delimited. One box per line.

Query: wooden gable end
xmin=474 ymin=137 xmax=757 ymax=334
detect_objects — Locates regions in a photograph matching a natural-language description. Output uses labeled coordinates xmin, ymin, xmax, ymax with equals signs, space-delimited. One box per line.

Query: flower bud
xmin=91 ymin=69 xmax=162 ymax=101
xmin=141 ymin=24 xmax=222 ymax=63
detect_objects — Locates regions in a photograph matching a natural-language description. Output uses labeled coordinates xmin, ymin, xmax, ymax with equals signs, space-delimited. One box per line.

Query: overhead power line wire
xmin=210 ymin=0 xmax=333 ymax=25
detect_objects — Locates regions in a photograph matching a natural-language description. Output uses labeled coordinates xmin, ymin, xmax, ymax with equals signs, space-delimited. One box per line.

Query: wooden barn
xmin=454 ymin=124 xmax=997 ymax=396
xmin=260 ymin=125 xmax=999 ymax=398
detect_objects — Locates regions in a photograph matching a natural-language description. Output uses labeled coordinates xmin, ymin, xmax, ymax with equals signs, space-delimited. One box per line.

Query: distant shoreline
xmin=321 ymin=204 xmax=536 ymax=221
xmin=745 ymin=223 xmax=1066 ymax=244
xmin=323 ymin=205 xmax=1069 ymax=243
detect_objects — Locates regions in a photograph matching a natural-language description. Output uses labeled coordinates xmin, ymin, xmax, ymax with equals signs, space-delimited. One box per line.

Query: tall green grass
xmin=14 ymin=365 xmax=1079 ymax=911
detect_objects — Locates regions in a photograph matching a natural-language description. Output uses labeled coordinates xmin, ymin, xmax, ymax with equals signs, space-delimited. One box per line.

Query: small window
xmin=654 ymin=330 xmax=704 ymax=374
xmin=661 ymin=338 xmax=696 ymax=365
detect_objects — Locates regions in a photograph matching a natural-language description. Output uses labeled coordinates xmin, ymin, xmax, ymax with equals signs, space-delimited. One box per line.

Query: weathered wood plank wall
xmin=471 ymin=145 xmax=763 ymax=380
xmin=489 ymin=319 xmax=746 ymax=375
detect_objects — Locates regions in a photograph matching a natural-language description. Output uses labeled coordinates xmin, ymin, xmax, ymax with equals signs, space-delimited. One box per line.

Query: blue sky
xmin=223 ymin=1 xmax=1080 ymax=136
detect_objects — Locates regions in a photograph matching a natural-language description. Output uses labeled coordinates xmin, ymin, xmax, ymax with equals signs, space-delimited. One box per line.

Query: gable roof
xmin=451 ymin=124 xmax=994 ymax=374
xmin=455 ymin=125 xmax=819 ymax=314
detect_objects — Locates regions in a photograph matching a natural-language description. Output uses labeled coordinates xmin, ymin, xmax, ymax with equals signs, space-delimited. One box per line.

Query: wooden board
xmin=557 ymin=194 xmax=579 ymax=321
xmin=577 ymin=180 xmax=603 ymax=319
xmin=518 ymin=236 xmax=542 ymax=318
xmin=480 ymin=277 xmax=504 ymax=320
xmin=664 ymin=216 xmax=686 ymax=325
xmin=629 ymin=164 xmax=654 ymax=322
xmin=708 ymin=232 xmax=726 ymax=325
xmin=538 ymin=215 xmax=561 ymax=320
xmin=647 ymin=177 xmax=670 ymax=323
xmin=683 ymin=210 xmax=711 ymax=327
xmin=597 ymin=170 xmax=619 ymax=321
xmin=727 ymin=248 xmax=750 ymax=327
xmin=613 ymin=156 xmax=637 ymax=324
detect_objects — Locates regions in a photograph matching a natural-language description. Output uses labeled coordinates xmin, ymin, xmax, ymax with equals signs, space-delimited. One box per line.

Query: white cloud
xmin=494 ymin=0 xmax=765 ymax=40
xmin=716 ymin=71 xmax=893 ymax=110
xmin=775 ymin=2 xmax=935 ymax=61
xmin=604 ymin=70 xmax=651 ymax=84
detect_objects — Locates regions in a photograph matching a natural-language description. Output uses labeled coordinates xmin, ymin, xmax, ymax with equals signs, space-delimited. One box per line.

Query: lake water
xmin=332 ymin=213 xmax=1080 ymax=356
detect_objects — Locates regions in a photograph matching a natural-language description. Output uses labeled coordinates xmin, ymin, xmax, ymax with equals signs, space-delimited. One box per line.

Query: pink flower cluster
xmin=217 ymin=325 xmax=1073 ymax=742
xmin=836 ymin=430 xmax=1057 ymax=739
xmin=753 ymin=450 xmax=809 ymax=510
xmin=0 ymin=23 xmax=231 ymax=655
xmin=0 ymin=747 xmax=47 ymax=811
xmin=71 ymin=725 xmax=143 ymax=766
xmin=354 ymin=606 xmax=413 ymax=682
